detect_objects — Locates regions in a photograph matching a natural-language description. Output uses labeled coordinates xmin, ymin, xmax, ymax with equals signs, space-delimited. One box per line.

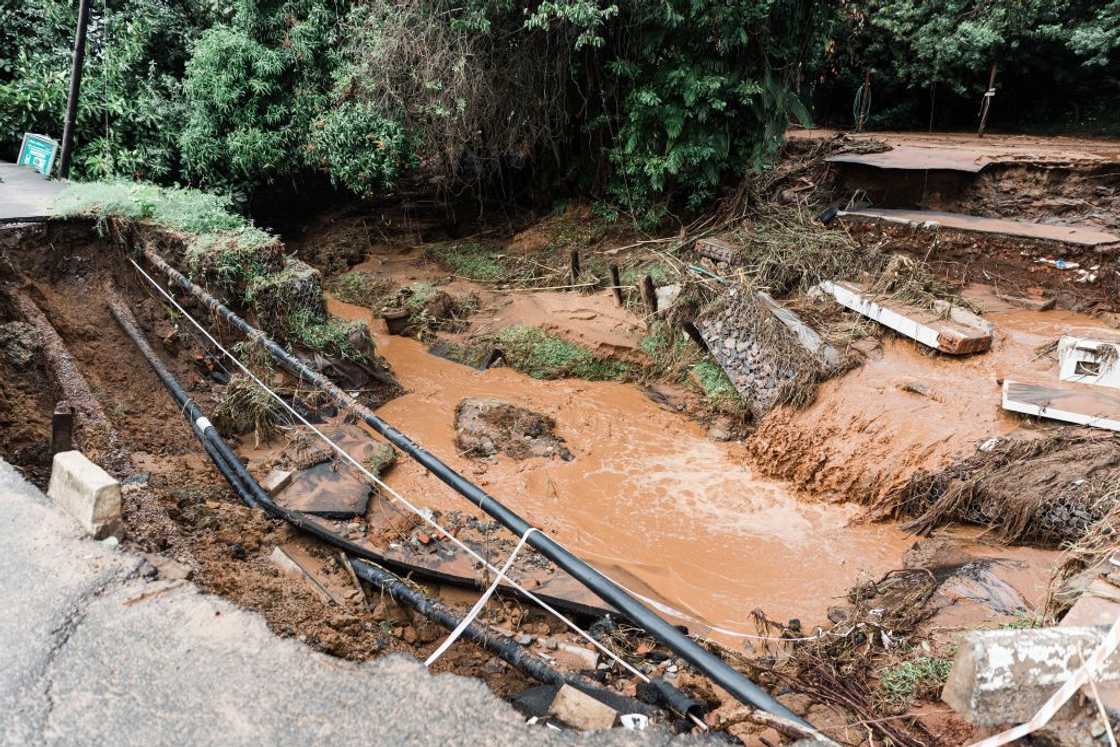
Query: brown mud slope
xmin=748 ymin=284 xmax=1114 ymax=508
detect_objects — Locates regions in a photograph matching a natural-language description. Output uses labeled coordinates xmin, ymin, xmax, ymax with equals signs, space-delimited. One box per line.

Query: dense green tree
xmin=0 ymin=0 xmax=199 ymax=180
xmin=819 ymin=0 xmax=1120 ymax=132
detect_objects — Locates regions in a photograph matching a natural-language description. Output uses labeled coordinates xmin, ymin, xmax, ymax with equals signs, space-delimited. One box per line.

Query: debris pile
xmin=889 ymin=432 xmax=1120 ymax=546
xmin=455 ymin=398 xmax=573 ymax=461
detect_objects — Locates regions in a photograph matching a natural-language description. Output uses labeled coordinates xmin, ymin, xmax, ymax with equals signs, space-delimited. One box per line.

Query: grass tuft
xmin=327 ymin=271 xmax=394 ymax=308
xmin=426 ymin=241 xmax=510 ymax=282
xmin=55 ymin=180 xmax=251 ymax=235
xmin=689 ymin=359 xmax=743 ymax=411
xmin=878 ymin=656 xmax=952 ymax=703
xmin=494 ymin=325 xmax=629 ymax=381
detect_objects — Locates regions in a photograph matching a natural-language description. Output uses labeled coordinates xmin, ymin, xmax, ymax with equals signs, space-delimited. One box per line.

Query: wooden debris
xmin=694 ymin=237 xmax=741 ymax=264
xmin=608 ymin=264 xmax=623 ymax=306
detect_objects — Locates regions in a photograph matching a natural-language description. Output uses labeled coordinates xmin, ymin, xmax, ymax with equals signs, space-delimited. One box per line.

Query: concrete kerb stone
xmin=942 ymin=626 xmax=1120 ymax=727
xmin=47 ymin=450 xmax=122 ymax=539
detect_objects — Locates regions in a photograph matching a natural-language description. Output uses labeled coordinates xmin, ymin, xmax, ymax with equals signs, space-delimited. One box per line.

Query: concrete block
xmin=1059 ymin=335 xmax=1120 ymax=389
xmin=47 ymin=450 xmax=121 ymax=539
xmin=261 ymin=468 xmax=293 ymax=494
xmin=548 ymin=684 xmax=617 ymax=730
xmin=942 ymin=626 xmax=1120 ymax=726
xmin=819 ymin=280 xmax=992 ymax=355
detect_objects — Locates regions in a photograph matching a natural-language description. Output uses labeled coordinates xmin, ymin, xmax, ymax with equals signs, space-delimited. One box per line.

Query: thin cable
xmin=426 ymin=527 xmax=539 ymax=667
xmin=129 ymin=257 xmax=651 ymax=684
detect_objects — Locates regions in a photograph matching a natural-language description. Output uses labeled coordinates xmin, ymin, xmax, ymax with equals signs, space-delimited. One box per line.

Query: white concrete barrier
xmin=47 ymin=450 xmax=121 ymax=539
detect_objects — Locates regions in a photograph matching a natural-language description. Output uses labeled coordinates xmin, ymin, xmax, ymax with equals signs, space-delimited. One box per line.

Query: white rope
xmin=425 ymin=527 xmax=539 ymax=667
xmin=967 ymin=612 xmax=1120 ymax=747
xmin=129 ymin=258 xmax=651 ymax=683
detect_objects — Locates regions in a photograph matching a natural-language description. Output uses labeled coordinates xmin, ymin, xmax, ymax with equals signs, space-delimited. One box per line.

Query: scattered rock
xmin=261 ymin=468 xmax=294 ymax=494
xmin=553 ymin=642 xmax=599 ymax=671
xmin=144 ymin=554 xmax=193 ymax=581
xmin=0 ymin=321 xmax=42 ymax=368
xmin=707 ymin=416 xmax=736 ymax=442
xmin=900 ymin=380 xmax=932 ymax=397
xmin=454 ymin=398 xmax=573 ymax=461
xmin=548 ymin=684 xmax=618 ymax=730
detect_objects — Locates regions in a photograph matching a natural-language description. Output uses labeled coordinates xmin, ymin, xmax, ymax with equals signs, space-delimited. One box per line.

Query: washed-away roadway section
xmin=0 ymin=459 xmax=686 ymax=746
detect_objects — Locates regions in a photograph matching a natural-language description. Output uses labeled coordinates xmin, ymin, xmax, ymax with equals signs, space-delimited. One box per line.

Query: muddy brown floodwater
xmin=328 ymin=296 xmax=915 ymax=646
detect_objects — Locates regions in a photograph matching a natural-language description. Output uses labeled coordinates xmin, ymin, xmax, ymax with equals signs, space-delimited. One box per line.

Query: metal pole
xmin=58 ymin=0 xmax=93 ymax=179
xmin=977 ymin=63 xmax=997 ymax=138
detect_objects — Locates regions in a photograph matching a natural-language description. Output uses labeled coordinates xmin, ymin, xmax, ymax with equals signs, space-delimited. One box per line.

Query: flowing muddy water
xmin=328 ymin=296 xmax=915 ymax=645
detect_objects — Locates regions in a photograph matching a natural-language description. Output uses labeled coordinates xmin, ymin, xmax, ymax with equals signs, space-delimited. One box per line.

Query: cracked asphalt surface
xmin=0 ymin=459 xmax=696 ymax=746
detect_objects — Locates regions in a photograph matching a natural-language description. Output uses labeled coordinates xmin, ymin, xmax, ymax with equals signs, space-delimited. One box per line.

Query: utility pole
xmin=58 ymin=0 xmax=93 ymax=179
xmin=977 ymin=63 xmax=997 ymax=138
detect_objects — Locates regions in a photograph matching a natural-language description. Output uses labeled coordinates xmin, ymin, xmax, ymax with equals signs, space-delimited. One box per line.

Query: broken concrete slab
xmin=1059 ymin=335 xmax=1120 ymax=389
xmin=819 ymin=280 xmax=992 ymax=355
xmin=996 ymin=289 xmax=1055 ymax=312
xmin=755 ymin=291 xmax=841 ymax=367
xmin=274 ymin=425 xmax=394 ymax=517
xmin=826 ymin=145 xmax=993 ymax=173
xmin=47 ymin=450 xmax=121 ymax=539
xmin=838 ymin=207 xmax=1120 ymax=247
xmin=549 ymin=684 xmax=618 ymax=730
xmin=1002 ymin=379 xmax=1120 ymax=432
xmin=942 ymin=626 xmax=1120 ymax=727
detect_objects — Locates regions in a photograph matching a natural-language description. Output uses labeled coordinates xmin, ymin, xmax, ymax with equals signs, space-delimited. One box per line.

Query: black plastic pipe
xmin=136 ymin=247 xmax=806 ymax=726
xmin=109 ymin=292 xmax=664 ymax=721
xmin=348 ymin=559 xmax=659 ymax=718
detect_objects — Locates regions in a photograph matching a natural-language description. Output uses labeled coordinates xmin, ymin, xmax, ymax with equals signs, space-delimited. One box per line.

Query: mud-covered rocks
xmin=0 ymin=321 xmax=42 ymax=368
xmin=454 ymin=398 xmax=572 ymax=461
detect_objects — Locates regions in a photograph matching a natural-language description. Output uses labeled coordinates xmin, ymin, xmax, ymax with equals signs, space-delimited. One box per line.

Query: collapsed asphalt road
xmin=0 ymin=459 xmax=695 ymax=746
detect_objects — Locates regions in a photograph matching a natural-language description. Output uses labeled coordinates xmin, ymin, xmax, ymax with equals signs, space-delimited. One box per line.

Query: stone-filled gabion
xmin=696 ymin=286 xmax=801 ymax=420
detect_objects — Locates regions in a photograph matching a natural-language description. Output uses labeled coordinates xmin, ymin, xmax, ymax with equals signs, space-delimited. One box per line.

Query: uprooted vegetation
xmin=884 ymin=431 xmax=1120 ymax=546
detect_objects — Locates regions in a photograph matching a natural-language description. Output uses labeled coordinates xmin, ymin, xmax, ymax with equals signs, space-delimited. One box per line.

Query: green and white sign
xmin=17 ymin=133 xmax=59 ymax=177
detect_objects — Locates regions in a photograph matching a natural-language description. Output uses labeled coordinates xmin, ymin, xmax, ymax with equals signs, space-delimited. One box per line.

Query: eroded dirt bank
xmin=750 ymin=285 xmax=1111 ymax=507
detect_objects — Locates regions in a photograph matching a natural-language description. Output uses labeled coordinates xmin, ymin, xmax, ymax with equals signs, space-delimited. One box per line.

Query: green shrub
xmin=311 ymin=100 xmax=416 ymax=196
xmin=0 ymin=0 xmax=195 ymax=180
